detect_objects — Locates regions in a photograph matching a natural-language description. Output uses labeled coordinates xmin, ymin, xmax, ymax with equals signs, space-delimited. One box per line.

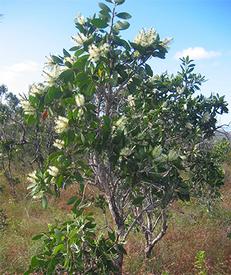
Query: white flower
xmin=88 ymin=44 xmax=101 ymax=62
xmin=47 ymin=166 xmax=59 ymax=177
xmin=43 ymin=66 xmax=65 ymax=85
xmin=45 ymin=55 xmax=56 ymax=69
xmin=29 ymin=83 xmax=44 ymax=97
xmin=76 ymin=14 xmax=86 ymax=25
xmin=162 ymin=37 xmax=173 ymax=47
xmin=75 ymin=94 xmax=85 ymax=107
xmin=127 ymin=95 xmax=135 ymax=108
xmin=20 ymin=98 xmax=36 ymax=115
xmin=176 ymin=87 xmax=184 ymax=94
xmin=27 ymin=170 xmax=38 ymax=184
xmin=64 ymin=56 xmax=76 ymax=65
xmin=186 ymin=122 xmax=193 ymax=129
xmin=54 ymin=116 xmax=69 ymax=133
xmin=134 ymin=28 xmax=157 ymax=47
xmin=101 ymin=43 xmax=110 ymax=53
xmin=115 ymin=116 xmax=127 ymax=130
xmin=88 ymin=43 xmax=110 ymax=62
xmin=53 ymin=139 xmax=65 ymax=150
xmin=202 ymin=112 xmax=210 ymax=123
xmin=72 ymin=33 xmax=89 ymax=46
xmin=78 ymin=108 xmax=84 ymax=117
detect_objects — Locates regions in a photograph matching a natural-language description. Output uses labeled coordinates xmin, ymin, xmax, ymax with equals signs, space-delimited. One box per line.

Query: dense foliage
xmin=26 ymin=212 xmax=121 ymax=274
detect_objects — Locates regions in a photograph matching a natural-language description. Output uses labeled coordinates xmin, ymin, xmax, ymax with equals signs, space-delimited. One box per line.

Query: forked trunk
xmin=145 ymin=244 xmax=155 ymax=258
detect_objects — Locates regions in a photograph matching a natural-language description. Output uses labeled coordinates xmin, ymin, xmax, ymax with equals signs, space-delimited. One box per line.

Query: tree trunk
xmin=144 ymin=209 xmax=168 ymax=258
xmin=113 ymin=249 xmax=124 ymax=275
xmin=145 ymin=244 xmax=154 ymax=258
xmin=107 ymin=196 xmax=125 ymax=274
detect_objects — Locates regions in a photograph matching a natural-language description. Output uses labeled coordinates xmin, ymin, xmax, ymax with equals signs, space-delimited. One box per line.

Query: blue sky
xmin=0 ymin=0 xmax=230 ymax=125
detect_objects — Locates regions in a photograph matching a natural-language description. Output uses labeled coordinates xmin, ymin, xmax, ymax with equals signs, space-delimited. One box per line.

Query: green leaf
xmin=59 ymin=69 xmax=74 ymax=83
xmin=145 ymin=64 xmax=153 ymax=77
xmin=67 ymin=196 xmax=78 ymax=205
xmin=80 ymin=133 xmax=85 ymax=144
xmin=114 ymin=20 xmax=130 ymax=31
xmin=113 ymin=36 xmax=131 ymax=51
xmin=132 ymin=196 xmax=145 ymax=206
xmin=29 ymin=95 xmax=39 ymax=105
xmin=116 ymin=12 xmax=132 ymax=19
xmin=63 ymin=48 xmax=71 ymax=57
xmin=99 ymin=2 xmax=111 ymax=12
xmin=103 ymin=115 xmax=111 ymax=131
xmin=30 ymin=256 xmax=39 ymax=268
xmin=74 ymin=48 xmax=85 ymax=57
xmin=115 ymin=0 xmax=125 ymax=5
xmin=99 ymin=9 xmax=111 ymax=22
xmin=69 ymin=46 xmax=80 ymax=51
xmin=76 ymin=72 xmax=89 ymax=85
xmin=51 ymin=55 xmax=63 ymax=64
xmin=84 ymin=82 xmax=96 ymax=96
xmin=44 ymin=86 xmax=62 ymax=104
xmin=168 ymin=149 xmax=178 ymax=162
xmin=152 ymin=145 xmax=162 ymax=158
xmin=32 ymin=234 xmax=44 ymax=241
xmin=42 ymin=195 xmax=48 ymax=209
xmin=73 ymin=55 xmax=89 ymax=70
xmin=108 ymin=231 xmax=116 ymax=242
xmin=91 ymin=18 xmax=108 ymax=28
xmin=56 ymin=175 xmax=64 ymax=188
xmin=52 ymin=244 xmax=64 ymax=255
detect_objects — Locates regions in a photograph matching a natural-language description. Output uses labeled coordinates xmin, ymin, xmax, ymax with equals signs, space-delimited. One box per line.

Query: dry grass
xmin=0 ymin=175 xmax=69 ymax=273
xmin=124 ymin=181 xmax=231 ymax=275
xmin=0 ymin=167 xmax=231 ymax=274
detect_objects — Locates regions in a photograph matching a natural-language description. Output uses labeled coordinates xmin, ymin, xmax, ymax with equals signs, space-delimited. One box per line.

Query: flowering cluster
xmin=134 ymin=28 xmax=157 ymax=47
xmin=202 ymin=112 xmax=210 ymax=123
xmin=27 ymin=170 xmax=38 ymax=185
xmin=75 ymin=94 xmax=85 ymax=107
xmin=53 ymin=139 xmax=65 ymax=150
xmin=115 ymin=115 xmax=127 ymax=130
xmin=88 ymin=43 xmax=110 ymax=62
xmin=54 ymin=116 xmax=69 ymax=134
xmin=72 ymin=33 xmax=90 ymax=46
xmin=29 ymin=83 xmax=44 ymax=97
xmin=20 ymin=98 xmax=36 ymax=116
xmin=47 ymin=166 xmax=59 ymax=177
xmin=64 ymin=56 xmax=76 ymax=65
xmin=161 ymin=37 xmax=172 ymax=48
xmin=75 ymin=14 xmax=86 ymax=25
xmin=127 ymin=95 xmax=135 ymax=108
xmin=27 ymin=170 xmax=43 ymax=199
xmin=45 ymin=56 xmax=56 ymax=69
xmin=44 ymin=56 xmax=66 ymax=84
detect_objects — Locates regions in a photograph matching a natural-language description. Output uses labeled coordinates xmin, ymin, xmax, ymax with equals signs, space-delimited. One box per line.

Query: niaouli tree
xmin=22 ymin=0 xmax=228 ymax=273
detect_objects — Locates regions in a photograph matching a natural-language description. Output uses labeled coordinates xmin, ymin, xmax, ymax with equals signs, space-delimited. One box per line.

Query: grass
xmin=123 ymin=169 xmax=231 ymax=275
xmin=0 ymin=175 xmax=71 ymax=273
xmin=0 ymin=167 xmax=231 ymax=274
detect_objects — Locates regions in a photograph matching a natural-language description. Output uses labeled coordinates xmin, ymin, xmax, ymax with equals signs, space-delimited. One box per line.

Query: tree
xmin=0 ymin=85 xmax=25 ymax=195
xmin=24 ymin=0 xmax=228 ymax=273
xmin=0 ymin=85 xmax=55 ymax=196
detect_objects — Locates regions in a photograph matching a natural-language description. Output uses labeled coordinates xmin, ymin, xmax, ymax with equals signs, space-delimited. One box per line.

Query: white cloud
xmin=0 ymin=61 xmax=42 ymax=94
xmin=9 ymin=61 xmax=39 ymax=73
xmin=174 ymin=47 xmax=221 ymax=60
